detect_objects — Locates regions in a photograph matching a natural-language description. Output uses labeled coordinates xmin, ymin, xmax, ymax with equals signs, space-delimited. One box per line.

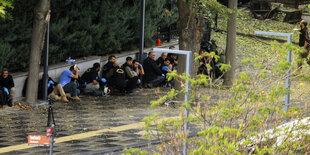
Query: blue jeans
xmin=63 ymin=81 xmax=80 ymax=97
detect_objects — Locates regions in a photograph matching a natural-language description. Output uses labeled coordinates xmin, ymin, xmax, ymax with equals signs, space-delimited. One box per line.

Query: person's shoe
xmin=61 ymin=96 xmax=69 ymax=103
xmin=71 ymin=96 xmax=81 ymax=101
xmin=147 ymin=83 xmax=153 ymax=88
xmin=48 ymin=94 xmax=57 ymax=100
xmin=66 ymin=93 xmax=71 ymax=98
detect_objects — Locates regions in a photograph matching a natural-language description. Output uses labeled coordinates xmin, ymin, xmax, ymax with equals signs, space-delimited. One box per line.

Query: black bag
xmin=111 ymin=67 xmax=126 ymax=90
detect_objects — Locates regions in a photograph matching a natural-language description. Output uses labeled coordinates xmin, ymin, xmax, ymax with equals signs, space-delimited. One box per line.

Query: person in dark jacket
xmin=0 ymin=68 xmax=15 ymax=100
xmin=156 ymin=52 xmax=167 ymax=69
xmin=81 ymin=62 xmax=102 ymax=95
xmin=102 ymin=55 xmax=116 ymax=82
xmin=143 ymin=51 xmax=165 ymax=88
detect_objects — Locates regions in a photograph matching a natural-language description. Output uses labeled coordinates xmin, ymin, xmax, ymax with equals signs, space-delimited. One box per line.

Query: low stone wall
xmin=12 ymin=42 xmax=177 ymax=98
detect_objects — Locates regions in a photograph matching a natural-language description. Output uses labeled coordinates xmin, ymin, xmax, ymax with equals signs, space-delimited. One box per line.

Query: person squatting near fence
xmin=143 ymin=51 xmax=165 ymax=88
xmin=81 ymin=62 xmax=103 ymax=95
xmin=298 ymin=19 xmax=310 ymax=73
xmin=161 ymin=58 xmax=174 ymax=87
xmin=0 ymin=68 xmax=14 ymax=106
xmin=59 ymin=65 xmax=81 ymax=101
xmin=156 ymin=52 xmax=168 ymax=69
xmin=167 ymin=45 xmax=178 ymax=71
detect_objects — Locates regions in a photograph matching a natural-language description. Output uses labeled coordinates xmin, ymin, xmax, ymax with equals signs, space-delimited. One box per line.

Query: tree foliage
xmin=0 ymin=0 xmax=178 ymax=72
xmin=0 ymin=0 xmax=13 ymax=19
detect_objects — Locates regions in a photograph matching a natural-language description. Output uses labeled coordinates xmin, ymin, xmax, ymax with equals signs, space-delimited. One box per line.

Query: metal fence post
xmin=254 ymin=31 xmax=292 ymax=122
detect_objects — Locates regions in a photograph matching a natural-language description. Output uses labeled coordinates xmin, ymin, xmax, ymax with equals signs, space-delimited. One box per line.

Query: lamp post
xmin=139 ymin=0 xmax=145 ymax=63
xmin=42 ymin=16 xmax=50 ymax=100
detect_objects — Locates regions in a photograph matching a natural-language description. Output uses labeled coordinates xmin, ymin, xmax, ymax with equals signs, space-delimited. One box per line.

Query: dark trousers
xmin=149 ymin=76 xmax=165 ymax=87
xmin=126 ymin=76 xmax=138 ymax=91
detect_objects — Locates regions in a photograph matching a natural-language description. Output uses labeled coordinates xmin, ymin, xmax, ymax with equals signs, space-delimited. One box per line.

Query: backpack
xmin=0 ymin=86 xmax=10 ymax=106
xmin=111 ymin=67 xmax=126 ymax=89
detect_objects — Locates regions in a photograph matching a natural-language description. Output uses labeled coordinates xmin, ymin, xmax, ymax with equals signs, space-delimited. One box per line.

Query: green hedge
xmin=0 ymin=0 xmax=178 ymax=72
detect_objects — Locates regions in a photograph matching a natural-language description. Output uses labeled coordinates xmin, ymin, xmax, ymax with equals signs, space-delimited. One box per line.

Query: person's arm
xmin=304 ymin=31 xmax=309 ymax=49
xmin=139 ymin=65 xmax=145 ymax=75
xmin=71 ymin=66 xmax=79 ymax=79
xmin=9 ymin=75 xmax=14 ymax=88
xmin=152 ymin=61 xmax=162 ymax=75
xmin=125 ymin=66 xmax=135 ymax=78
xmin=91 ymin=72 xmax=99 ymax=85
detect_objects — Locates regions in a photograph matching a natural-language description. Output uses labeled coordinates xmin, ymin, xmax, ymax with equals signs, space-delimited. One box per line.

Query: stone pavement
xmin=0 ymin=88 xmax=183 ymax=155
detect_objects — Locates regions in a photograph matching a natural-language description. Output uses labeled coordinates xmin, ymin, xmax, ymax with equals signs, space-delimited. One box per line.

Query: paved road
xmin=0 ymin=88 xmax=181 ymax=155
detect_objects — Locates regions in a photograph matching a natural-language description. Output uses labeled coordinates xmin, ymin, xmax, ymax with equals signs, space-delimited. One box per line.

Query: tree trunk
xmin=176 ymin=0 xmax=203 ymax=100
xmin=223 ymin=0 xmax=237 ymax=86
xmin=26 ymin=0 xmax=50 ymax=104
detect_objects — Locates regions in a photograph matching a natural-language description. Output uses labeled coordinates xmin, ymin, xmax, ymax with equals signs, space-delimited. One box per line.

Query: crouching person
xmin=0 ymin=68 xmax=14 ymax=106
xmin=81 ymin=62 xmax=102 ymax=95
xmin=122 ymin=57 xmax=138 ymax=93
xmin=59 ymin=65 xmax=81 ymax=101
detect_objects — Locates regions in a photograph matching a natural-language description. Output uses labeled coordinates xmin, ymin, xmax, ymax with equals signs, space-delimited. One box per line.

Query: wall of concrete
xmin=12 ymin=43 xmax=176 ymax=98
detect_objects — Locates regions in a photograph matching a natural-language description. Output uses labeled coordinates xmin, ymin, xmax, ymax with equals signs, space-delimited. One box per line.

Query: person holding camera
xmin=59 ymin=65 xmax=81 ymax=101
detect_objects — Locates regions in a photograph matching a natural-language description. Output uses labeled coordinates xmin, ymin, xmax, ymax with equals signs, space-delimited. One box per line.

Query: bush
xmin=0 ymin=0 xmax=178 ymax=72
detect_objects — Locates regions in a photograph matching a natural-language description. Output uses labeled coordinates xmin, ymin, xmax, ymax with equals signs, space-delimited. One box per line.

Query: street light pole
xmin=42 ymin=19 xmax=50 ymax=100
xmin=139 ymin=0 xmax=145 ymax=63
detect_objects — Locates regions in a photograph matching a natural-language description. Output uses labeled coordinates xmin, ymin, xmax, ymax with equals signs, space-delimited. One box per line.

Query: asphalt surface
xmin=0 ymin=87 xmax=182 ymax=155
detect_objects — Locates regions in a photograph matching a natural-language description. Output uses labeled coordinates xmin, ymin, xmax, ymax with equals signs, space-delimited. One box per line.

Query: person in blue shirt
xmin=59 ymin=65 xmax=81 ymax=101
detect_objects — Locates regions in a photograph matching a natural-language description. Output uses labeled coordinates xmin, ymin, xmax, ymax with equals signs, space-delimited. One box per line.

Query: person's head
xmin=126 ymin=57 xmax=133 ymax=66
xmin=199 ymin=49 xmax=205 ymax=56
xmin=161 ymin=52 xmax=167 ymax=59
xmin=133 ymin=60 xmax=139 ymax=68
xmin=169 ymin=45 xmax=175 ymax=50
xmin=2 ymin=68 xmax=8 ymax=78
xmin=164 ymin=58 xmax=171 ymax=66
xmin=113 ymin=61 xmax=120 ymax=67
xmin=69 ymin=65 xmax=77 ymax=74
xmin=171 ymin=54 xmax=177 ymax=59
xmin=148 ymin=51 xmax=155 ymax=60
xmin=93 ymin=62 xmax=100 ymax=72
xmin=108 ymin=55 xmax=116 ymax=63
xmin=300 ymin=20 xmax=308 ymax=28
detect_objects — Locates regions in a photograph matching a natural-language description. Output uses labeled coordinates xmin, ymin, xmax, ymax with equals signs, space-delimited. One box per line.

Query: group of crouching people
xmin=45 ymin=48 xmax=178 ymax=103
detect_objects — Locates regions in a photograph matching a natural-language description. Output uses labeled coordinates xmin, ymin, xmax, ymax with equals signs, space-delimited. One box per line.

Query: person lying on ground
xmin=59 ymin=65 xmax=81 ymax=101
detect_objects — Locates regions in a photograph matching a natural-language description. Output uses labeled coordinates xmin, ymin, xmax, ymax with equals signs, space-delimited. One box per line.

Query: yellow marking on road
xmin=0 ymin=122 xmax=145 ymax=154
